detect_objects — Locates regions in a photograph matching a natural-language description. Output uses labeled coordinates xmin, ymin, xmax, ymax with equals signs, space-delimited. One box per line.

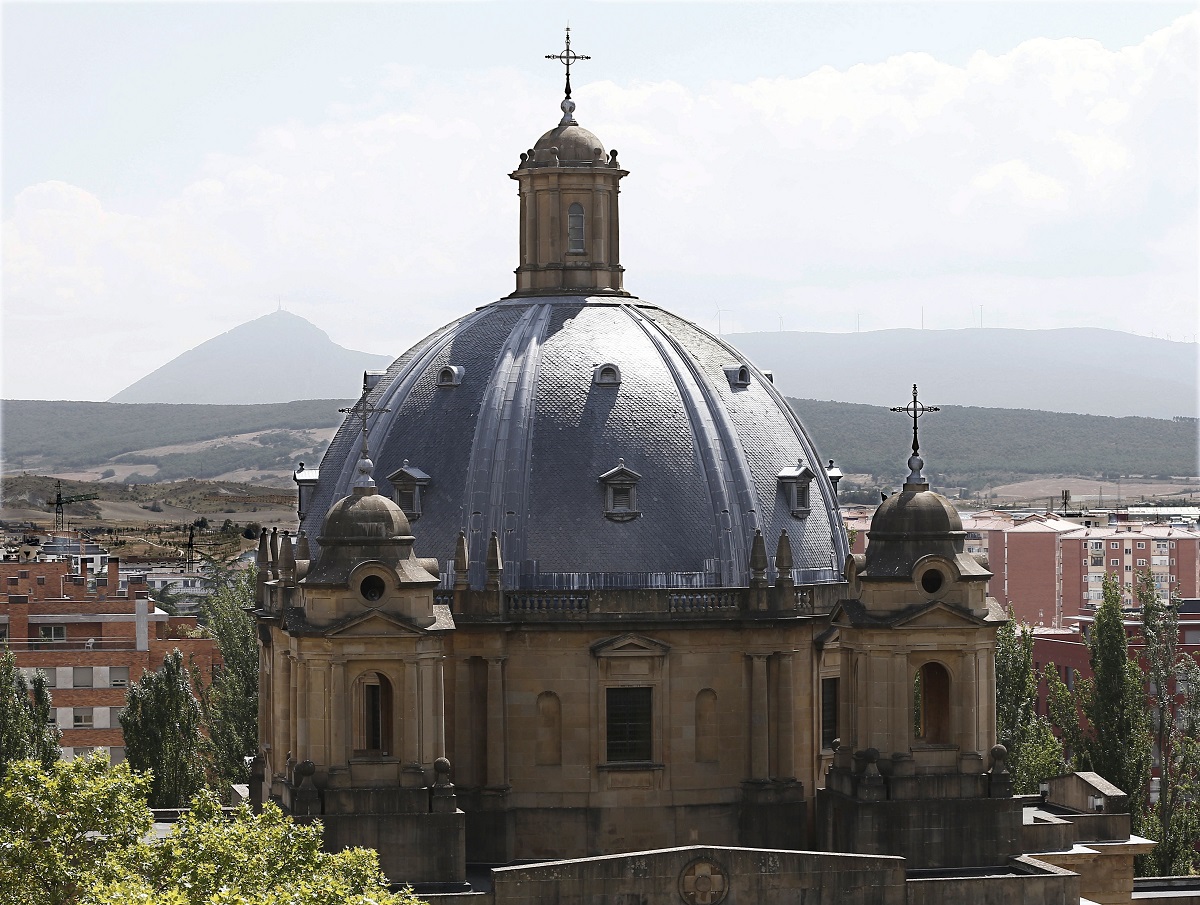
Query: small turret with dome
xmin=302 ymin=398 xmax=440 ymax=614
xmin=849 ymin=385 xmax=991 ymax=616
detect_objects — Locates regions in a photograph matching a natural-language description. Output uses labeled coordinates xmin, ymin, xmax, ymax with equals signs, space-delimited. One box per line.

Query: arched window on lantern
xmin=567 ymin=203 xmax=585 ymax=253
xmin=354 ymin=671 xmax=394 ymax=757
xmin=913 ymin=661 xmax=951 ymax=745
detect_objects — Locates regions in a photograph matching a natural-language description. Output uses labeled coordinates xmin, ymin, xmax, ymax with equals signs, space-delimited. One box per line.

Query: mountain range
xmin=725 ymin=327 xmax=1197 ymax=421
xmin=109 ymin=310 xmax=391 ymax=404
xmin=106 ymin=312 xmax=1196 ymax=419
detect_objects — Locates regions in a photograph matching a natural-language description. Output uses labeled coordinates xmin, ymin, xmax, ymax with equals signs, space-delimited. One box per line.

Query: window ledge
xmin=598 ymin=761 xmax=664 ymax=771
xmin=604 ymin=510 xmax=641 ymax=522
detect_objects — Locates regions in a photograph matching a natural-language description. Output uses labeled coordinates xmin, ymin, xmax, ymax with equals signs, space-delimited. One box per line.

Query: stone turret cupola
xmin=509 ymin=34 xmax=628 ymax=297
xmin=819 ymin=386 xmax=1015 ymax=870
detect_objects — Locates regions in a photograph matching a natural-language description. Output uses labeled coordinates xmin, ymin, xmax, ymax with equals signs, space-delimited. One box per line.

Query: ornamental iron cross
xmin=340 ymin=394 xmax=391 ymax=455
xmin=890 ymin=384 xmax=939 ymax=457
xmin=546 ymin=27 xmax=590 ymax=99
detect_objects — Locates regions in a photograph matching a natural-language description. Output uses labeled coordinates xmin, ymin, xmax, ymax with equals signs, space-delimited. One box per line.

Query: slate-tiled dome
xmin=303 ymin=295 xmax=847 ymax=591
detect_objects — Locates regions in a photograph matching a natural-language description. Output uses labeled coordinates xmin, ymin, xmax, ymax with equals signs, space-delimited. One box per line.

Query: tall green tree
xmin=120 ymin=649 xmax=204 ymax=808
xmin=0 ymin=649 xmax=60 ymax=776
xmin=195 ymin=567 xmax=259 ymax=788
xmin=1047 ymin=571 xmax=1152 ymax=823
xmin=995 ymin=612 xmax=1064 ymax=793
xmin=85 ymin=791 xmax=422 ymax=905
xmin=1135 ymin=570 xmax=1200 ymax=876
xmin=0 ymin=753 xmax=153 ymax=905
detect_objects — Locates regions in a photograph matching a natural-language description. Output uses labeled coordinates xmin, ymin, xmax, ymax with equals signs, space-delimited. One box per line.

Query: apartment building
xmin=0 ymin=555 xmax=219 ymax=761
xmin=1062 ymin=524 xmax=1200 ymax=612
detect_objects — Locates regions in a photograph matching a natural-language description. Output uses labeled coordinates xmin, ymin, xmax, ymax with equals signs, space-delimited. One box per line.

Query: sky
xmin=2 ymin=1 xmax=1197 ymax=402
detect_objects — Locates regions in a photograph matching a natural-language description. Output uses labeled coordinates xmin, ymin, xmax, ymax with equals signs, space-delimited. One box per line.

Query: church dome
xmin=320 ymin=490 xmax=411 ymax=544
xmin=533 ymin=122 xmax=606 ymax=163
xmin=303 ymin=295 xmax=847 ymax=591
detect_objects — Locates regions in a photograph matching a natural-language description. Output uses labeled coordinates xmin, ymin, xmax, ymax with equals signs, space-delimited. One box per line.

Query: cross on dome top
xmin=546 ymin=27 xmax=590 ymax=125
xmin=340 ymin=393 xmax=391 ymax=490
xmin=890 ymin=384 xmax=939 ymax=485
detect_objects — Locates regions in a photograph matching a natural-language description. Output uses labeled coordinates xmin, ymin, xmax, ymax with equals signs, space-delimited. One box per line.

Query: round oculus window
xmin=920 ymin=569 xmax=944 ymax=595
xmin=360 ymin=575 xmax=386 ymax=602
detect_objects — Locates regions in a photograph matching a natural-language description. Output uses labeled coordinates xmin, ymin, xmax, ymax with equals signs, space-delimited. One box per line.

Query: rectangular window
xmin=73 ymin=708 xmax=93 ymax=728
xmin=110 ymin=707 xmax=125 ymax=726
xmin=1126 ymin=565 xmax=1132 ymax=572
xmin=1137 ymin=542 xmax=1146 ymax=549
xmin=72 ymin=667 xmax=93 ymax=688
xmin=110 ymin=667 xmax=129 ymax=688
xmin=821 ymin=678 xmax=839 ymax=749
xmin=1137 ymin=559 xmax=1147 ymax=567
xmin=1111 ymin=542 xmax=1120 ymax=549
xmin=606 ymin=686 xmax=652 ymax=762
xmin=612 ymin=487 xmax=632 ymax=510
xmin=36 ymin=576 xmax=45 ymax=585
xmin=1111 ymin=559 xmax=1119 ymax=567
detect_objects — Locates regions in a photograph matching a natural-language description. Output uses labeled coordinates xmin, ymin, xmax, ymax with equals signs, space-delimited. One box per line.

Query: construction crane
xmin=53 ymin=479 xmax=99 ymax=532
xmin=183 ymin=524 xmax=240 ymax=571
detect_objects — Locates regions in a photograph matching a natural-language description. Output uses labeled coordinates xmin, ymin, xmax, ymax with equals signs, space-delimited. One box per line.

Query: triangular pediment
xmin=324 ymin=609 xmax=424 ymax=638
xmin=892 ymin=600 xmax=989 ymax=629
xmin=591 ymin=632 xmax=669 ymax=657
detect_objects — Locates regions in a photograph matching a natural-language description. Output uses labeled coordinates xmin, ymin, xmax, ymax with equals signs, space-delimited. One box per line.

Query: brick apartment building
xmin=0 ymin=553 xmax=220 ymax=761
xmin=845 ymin=508 xmax=1200 ymax=629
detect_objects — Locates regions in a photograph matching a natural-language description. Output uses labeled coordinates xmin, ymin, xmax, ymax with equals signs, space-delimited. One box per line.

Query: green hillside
xmin=1 ymin=398 xmax=1195 ymax=487
xmin=1 ymin=399 xmax=352 ymax=471
xmin=790 ymin=398 xmax=1198 ymax=487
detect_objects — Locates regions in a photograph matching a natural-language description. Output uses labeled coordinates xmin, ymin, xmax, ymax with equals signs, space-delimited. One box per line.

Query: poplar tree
xmin=1047 ymin=572 xmax=1152 ymax=822
xmin=995 ymin=612 xmax=1064 ymax=793
xmin=1135 ymin=570 xmax=1200 ymax=875
xmin=120 ymin=649 xmax=204 ymax=808
xmin=0 ymin=649 xmax=60 ymax=776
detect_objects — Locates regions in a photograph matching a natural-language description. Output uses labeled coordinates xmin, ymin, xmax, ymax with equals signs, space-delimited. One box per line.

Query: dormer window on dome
xmin=598 ymin=458 xmax=641 ymax=522
xmin=387 ymin=460 xmax=431 ymax=522
xmin=777 ymin=460 xmax=815 ymax=519
xmin=723 ymin=364 xmax=752 ymax=389
xmin=437 ymin=366 xmax=465 ymax=388
xmin=593 ymin=363 xmax=622 ymax=386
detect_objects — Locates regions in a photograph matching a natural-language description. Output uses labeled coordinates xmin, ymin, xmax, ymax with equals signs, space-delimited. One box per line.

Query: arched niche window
xmin=567 ymin=202 xmax=585 ymax=253
xmin=593 ymin=363 xmax=622 ymax=386
xmin=354 ymin=671 xmax=394 ymax=757
xmin=437 ymin=365 xmax=464 ymax=388
xmin=913 ymin=662 xmax=950 ymax=745
xmin=536 ymin=691 xmax=562 ymax=766
xmin=695 ymin=688 xmax=718 ymax=763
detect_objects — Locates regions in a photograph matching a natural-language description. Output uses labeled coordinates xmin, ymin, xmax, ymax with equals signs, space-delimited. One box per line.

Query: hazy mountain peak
xmin=109 ymin=310 xmax=391 ymax=405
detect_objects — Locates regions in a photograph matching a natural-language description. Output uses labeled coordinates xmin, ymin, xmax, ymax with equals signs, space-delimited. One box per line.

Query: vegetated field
xmin=1 ymin=398 xmax=352 ymax=483
xmin=790 ymin=398 xmax=1199 ymax=489
xmin=0 ymin=474 xmax=297 ymax=536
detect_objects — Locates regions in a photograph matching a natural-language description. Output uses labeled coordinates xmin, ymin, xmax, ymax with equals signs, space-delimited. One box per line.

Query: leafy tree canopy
xmin=0 ymin=756 xmax=421 ymax=905
xmin=994 ymin=612 xmax=1064 ymax=793
xmin=120 ymin=649 xmax=205 ymax=808
xmin=0 ymin=753 xmax=152 ymax=905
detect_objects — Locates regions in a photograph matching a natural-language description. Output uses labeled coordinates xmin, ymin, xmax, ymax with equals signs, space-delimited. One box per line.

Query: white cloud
xmin=3 ymin=13 xmax=1196 ymax=400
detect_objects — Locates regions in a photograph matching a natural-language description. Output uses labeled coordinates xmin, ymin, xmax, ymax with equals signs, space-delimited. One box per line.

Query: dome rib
xmin=460 ymin=303 xmax=552 ymax=587
xmin=624 ymin=305 xmax=756 ymax=587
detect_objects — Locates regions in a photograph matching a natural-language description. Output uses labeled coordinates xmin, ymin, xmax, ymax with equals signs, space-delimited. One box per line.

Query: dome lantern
xmin=509 ymin=30 xmax=629 ymax=297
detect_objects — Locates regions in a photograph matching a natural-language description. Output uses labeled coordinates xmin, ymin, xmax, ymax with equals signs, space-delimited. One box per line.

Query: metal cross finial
xmin=546 ymin=26 xmax=590 ymax=99
xmin=339 ymin=394 xmax=391 ymax=457
xmin=890 ymin=384 xmax=939 ymax=458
